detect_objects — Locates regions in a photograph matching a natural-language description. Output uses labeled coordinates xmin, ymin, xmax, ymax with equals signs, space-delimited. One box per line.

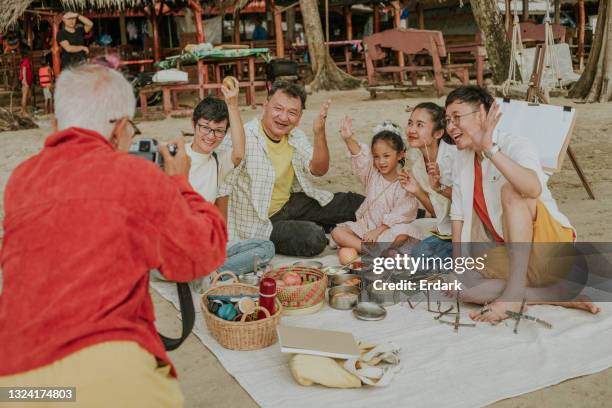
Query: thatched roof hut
xmin=0 ymin=1 xmax=147 ymax=33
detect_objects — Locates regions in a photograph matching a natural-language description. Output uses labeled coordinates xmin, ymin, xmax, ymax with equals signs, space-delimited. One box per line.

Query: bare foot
xmin=536 ymin=295 xmax=600 ymax=314
xmin=470 ymin=300 xmax=527 ymax=322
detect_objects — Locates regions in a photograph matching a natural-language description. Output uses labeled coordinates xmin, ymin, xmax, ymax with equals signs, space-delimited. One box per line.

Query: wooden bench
xmin=363 ymin=29 xmax=471 ymax=97
xmin=139 ymin=77 xmax=267 ymax=118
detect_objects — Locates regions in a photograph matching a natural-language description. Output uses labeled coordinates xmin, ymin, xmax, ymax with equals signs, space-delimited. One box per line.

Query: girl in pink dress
xmin=331 ymin=118 xmax=419 ymax=261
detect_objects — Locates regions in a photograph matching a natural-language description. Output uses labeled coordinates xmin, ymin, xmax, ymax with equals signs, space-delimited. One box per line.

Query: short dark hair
xmin=413 ymin=102 xmax=453 ymax=145
xmin=445 ymin=85 xmax=494 ymax=112
xmin=192 ymin=96 xmax=229 ymax=128
xmin=268 ymin=80 xmax=306 ymax=110
xmin=21 ymin=45 xmax=31 ymax=57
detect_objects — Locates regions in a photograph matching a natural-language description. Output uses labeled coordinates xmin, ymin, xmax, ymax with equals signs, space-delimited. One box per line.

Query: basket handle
xmin=241 ymin=305 xmax=271 ymax=322
xmin=210 ymin=271 xmax=239 ymax=287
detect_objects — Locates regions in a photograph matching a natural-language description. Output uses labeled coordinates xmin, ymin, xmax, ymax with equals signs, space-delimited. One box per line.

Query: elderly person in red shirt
xmin=0 ymin=64 xmax=227 ymax=407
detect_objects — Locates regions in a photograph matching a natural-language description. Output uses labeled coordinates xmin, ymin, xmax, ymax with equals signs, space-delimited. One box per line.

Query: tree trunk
xmin=569 ymin=0 xmax=612 ymax=102
xmin=471 ymin=0 xmax=512 ymax=84
xmin=298 ymin=0 xmax=361 ymax=91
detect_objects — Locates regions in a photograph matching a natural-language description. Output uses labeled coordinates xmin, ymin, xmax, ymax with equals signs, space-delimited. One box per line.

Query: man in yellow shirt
xmin=219 ymin=81 xmax=364 ymax=256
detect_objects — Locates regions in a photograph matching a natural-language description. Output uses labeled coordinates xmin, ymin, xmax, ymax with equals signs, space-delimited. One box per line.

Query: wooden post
xmin=274 ymin=6 xmax=285 ymax=57
xmin=416 ymin=2 xmax=425 ymax=30
xmin=343 ymin=6 xmax=353 ymax=74
xmin=344 ymin=6 xmax=353 ymax=40
xmin=119 ymin=11 xmax=127 ymax=45
xmin=233 ymin=11 xmax=241 ymax=44
xmin=522 ymin=0 xmax=529 ymax=22
xmin=286 ymin=6 xmax=296 ymax=43
xmin=25 ymin=14 xmax=33 ymax=47
xmin=577 ymin=0 xmax=585 ymax=69
xmin=554 ymin=0 xmax=561 ymax=24
xmin=505 ymin=0 xmax=512 ymax=33
xmin=150 ymin=13 xmax=161 ymax=61
xmin=392 ymin=1 xmax=405 ymax=83
xmin=190 ymin=0 xmax=205 ymax=43
xmin=51 ymin=16 xmax=61 ymax=76
xmin=373 ymin=3 xmax=381 ymax=33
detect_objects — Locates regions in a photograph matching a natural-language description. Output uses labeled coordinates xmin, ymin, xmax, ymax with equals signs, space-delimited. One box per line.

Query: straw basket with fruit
xmin=264 ymin=265 xmax=327 ymax=314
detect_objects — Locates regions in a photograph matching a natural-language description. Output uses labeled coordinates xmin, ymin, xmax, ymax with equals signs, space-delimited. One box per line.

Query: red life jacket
xmin=39 ymin=66 xmax=52 ymax=87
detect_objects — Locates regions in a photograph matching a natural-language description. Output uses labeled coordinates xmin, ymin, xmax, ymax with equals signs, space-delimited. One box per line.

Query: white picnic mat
xmin=151 ymin=255 xmax=612 ymax=408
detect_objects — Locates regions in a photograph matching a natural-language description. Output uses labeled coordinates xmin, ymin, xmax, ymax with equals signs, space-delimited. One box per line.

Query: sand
xmin=1 ymin=88 xmax=612 ymax=407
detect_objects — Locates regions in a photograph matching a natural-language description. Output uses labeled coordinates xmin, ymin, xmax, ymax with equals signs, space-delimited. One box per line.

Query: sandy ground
xmin=1 ymin=88 xmax=612 ymax=407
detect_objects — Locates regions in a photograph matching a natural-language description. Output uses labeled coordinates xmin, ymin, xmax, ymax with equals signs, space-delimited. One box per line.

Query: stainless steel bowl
xmin=328 ymin=285 xmax=360 ymax=310
xmin=293 ymin=260 xmax=324 ymax=269
xmin=322 ymin=265 xmax=349 ymax=277
xmin=366 ymin=282 xmax=399 ymax=307
xmin=238 ymin=272 xmax=260 ymax=286
xmin=353 ymin=302 xmax=387 ymax=321
xmin=330 ymin=274 xmax=362 ymax=289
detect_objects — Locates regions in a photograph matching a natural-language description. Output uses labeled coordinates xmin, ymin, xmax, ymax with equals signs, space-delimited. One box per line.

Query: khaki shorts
xmin=42 ymin=87 xmax=52 ymax=100
xmin=480 ymin=200 xmax=575 ymax=287
xmin=0 ymin=341 xmax=183 ymax=408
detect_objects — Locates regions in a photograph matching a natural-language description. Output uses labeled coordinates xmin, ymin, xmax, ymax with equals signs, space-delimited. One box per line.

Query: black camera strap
xmin=159 ymin=152 xmax=219 ymax=351
xmin=158 ymin=282 xmax=195 ymax=351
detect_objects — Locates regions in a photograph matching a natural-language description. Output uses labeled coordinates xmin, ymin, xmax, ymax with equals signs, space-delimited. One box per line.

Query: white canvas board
xmin=495 ymin=97 xmax=576 ymax=171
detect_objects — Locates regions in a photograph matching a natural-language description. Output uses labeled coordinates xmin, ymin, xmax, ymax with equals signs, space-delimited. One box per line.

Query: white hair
xmin=54 ymin=64 xmax=136 ymax=139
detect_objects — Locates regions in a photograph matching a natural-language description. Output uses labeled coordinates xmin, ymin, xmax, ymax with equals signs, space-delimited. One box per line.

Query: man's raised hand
xmin=221 ymin=79 xmax=239 ymax=108
xmin=313 ymin=99 xmax=331 ymax=137
xmin=478 ymin=101 xmax=502 ymax=152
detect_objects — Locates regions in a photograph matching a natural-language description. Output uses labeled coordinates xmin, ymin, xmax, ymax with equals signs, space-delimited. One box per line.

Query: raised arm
xmin=309 ymin=99 xmax=331 ymax=176
xmin=78 ymin=14 xmax=94 ymax=33
xmin=477 ymin=102 xmax=541 ymax=198
xmin=339 ymin=116 xmax=361 ymax=155
xmin=221 ymin=81 xmax=245 ymax=166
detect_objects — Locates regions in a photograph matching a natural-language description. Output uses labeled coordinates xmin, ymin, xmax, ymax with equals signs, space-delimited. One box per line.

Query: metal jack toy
xmin=504 ymin=298 xmax=553 ymax=334
xmin=438 ymin=291 xmax=476 ymax=332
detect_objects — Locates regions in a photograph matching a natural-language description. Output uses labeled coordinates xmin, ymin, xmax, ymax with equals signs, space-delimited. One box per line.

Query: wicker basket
xmin=201 ymin=272 xmax=282 ymax=351
xmin=264 ymin=265 xmax=327 ymax=312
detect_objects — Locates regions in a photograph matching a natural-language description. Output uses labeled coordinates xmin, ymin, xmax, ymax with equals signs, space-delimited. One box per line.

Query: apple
xmin=282 ymin=272 xmax=302 ymax=286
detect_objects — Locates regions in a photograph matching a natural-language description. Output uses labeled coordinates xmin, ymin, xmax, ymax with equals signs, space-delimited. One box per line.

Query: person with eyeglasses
xmin=184 ymin=82 xmax=274 ymax=283
xmin=0 ymin=64 xmax=228 ymax=407
xmin=444 ymin=85 xmax=599 ymax=323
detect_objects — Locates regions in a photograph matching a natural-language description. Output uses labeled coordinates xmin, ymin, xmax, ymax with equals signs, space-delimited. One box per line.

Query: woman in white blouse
xmin=399 ymin=102 xmax=457 ymax=270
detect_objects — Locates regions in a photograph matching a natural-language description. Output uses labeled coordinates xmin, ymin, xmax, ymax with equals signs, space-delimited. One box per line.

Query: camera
xmin=128 ymin=138 xmax=177 ymax=166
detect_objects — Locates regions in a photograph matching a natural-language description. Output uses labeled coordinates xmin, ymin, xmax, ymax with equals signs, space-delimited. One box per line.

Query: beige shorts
xmin=0 ymin=341 xmax=183 ymax=408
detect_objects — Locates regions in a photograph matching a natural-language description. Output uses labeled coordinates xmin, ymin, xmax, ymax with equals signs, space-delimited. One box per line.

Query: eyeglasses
xmin=444 ymin=110 xmax=479 ymax=127
xmin=109 ymin=118 xmax=142 ymax=136
xmin=196 ymin=123 xmax=226 ymax=139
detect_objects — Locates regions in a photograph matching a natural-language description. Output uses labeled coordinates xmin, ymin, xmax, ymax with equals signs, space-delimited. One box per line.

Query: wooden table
xmin=292 ymin=40 xmax=364 ymax=75
xmin=446 ymin=42 xmax=486 ymax=86
xmin=363 ymin=29 xmax=471 ymax=97
xmin=140 ymin=54 xmax=267 ymax=117
xmin=196 ymin=55 xmax=267 ymax=107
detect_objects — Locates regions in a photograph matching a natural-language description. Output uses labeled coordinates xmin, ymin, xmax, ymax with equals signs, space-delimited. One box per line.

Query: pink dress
xmin=340 ymin=143 xmax=420 ymax=241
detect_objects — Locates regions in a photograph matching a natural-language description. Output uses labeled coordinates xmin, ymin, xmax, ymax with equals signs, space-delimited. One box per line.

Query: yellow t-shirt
xmin=265 ymin=131 xmax=295 ymax=216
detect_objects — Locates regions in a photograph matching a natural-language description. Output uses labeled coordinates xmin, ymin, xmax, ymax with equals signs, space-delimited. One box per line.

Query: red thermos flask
xmin=258 ymin=278 xmax=276 ymax=320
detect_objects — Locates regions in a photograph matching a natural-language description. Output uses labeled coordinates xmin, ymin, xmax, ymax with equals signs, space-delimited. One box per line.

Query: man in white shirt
xmin=186 ymin=83 xmax=274 ymax=276
xmin=446 ymin=86 xmax=599 ymax=321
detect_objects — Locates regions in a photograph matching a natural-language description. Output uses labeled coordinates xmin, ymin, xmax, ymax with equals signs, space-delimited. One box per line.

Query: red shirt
xmin=0 ymin=128 xmax=228 ymax=377
xmin=19 ymin=56 xmax=33 ymax=86
xmin=473 ymin=157 xmax=504 ymax=243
